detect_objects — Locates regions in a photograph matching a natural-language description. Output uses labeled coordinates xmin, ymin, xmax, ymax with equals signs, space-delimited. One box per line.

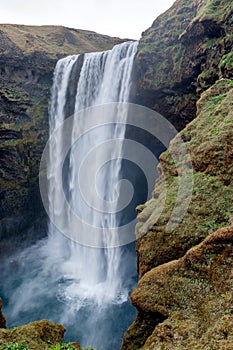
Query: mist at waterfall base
xmin=1 ymin=41 xmax=166 ymax=349
xmin=1 ymin=237 xmax=138 ymax=349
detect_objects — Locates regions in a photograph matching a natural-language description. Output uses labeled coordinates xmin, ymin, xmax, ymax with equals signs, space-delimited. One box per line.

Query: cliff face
xmin=0 ymin=24 xmax=124 ymax=247
xmin=122 ymin=79 xmax=233 ymax=349
xmin=122 ymin=0 xmax=233 ymax=348
xmin=0 ymin=300 xmax=6 ymax=329
xmin=124 ymin=227 xmax=233 ymax=350
xmin=133 ymin=0 xmax=233 ymax=130
xmin=135 ymin=78 xmax=233 ymax=279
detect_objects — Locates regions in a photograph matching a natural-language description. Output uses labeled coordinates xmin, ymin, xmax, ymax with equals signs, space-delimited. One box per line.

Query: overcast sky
xmin=0 ymin=0 xmax=175 ymax=39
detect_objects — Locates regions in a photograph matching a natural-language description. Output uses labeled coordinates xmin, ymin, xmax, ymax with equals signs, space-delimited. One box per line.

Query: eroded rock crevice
xmin=121 ymin=309 xmax=167 ymax=350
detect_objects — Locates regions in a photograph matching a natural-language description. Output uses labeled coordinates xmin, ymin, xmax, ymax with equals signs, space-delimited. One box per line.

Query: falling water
xmin=48 ymin=40 xmax=138 ymax=306
xmin=0 ymin=41 xmax=139 ymax=350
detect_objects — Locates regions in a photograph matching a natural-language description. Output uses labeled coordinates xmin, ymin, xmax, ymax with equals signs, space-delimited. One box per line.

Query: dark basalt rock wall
xmin=0 ymin=299 xmax=6 ymax=329
xmin=0 ymin=52 xmax=53 ymax=249
xmin=0 ymin=25 xmax=124 ymax=247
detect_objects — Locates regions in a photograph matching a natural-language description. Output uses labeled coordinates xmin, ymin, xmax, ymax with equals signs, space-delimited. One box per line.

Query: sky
xmin=0 ymin=0 xmax=175 ymax=39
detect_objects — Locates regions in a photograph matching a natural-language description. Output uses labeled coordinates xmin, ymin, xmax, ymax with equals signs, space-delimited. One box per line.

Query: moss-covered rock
xmin=0 ymin=309 xmax=83 ymax=350
xmin=133 ymin=0 xmax=233 ymax=130
xmin=122 ymin=2 xmax=233 ymax=347
xmin=122 ymin=80 xmax=233 ymax=349
xmin=123 ymin=227 xmax=233 ymax=350
xmin=0 ymin=320 xmax=65 ymax=350
xmin=135 ymin=79 xmax=233 ymax=278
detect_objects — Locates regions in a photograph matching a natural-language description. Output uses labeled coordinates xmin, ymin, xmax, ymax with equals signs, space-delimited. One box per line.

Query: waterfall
xmin=0 ymin=38 xmax=194 ymax=350
xmin=46 ymin=41 xmax=138 ymax=347
xmin=48 ymin=40 xmax=137 ymax=303
xmin=0 ymin=41 xmax=139 ymax=350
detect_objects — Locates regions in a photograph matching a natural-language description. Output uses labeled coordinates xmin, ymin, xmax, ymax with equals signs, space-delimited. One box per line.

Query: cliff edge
xmin=133 ymin=0 xmax=233 ymax=130
xmin=122 ymin=0 xmax=233 ymax=348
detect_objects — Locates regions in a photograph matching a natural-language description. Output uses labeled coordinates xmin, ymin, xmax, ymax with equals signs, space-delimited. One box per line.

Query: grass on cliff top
xmin=139 ymin=0 xmax=195 ymax=50
xmin=0 ymin=24 xmax=124 ymax=59
xmin=195 ymin=0 xmax=233 ymax=23
xmin=137 ymin=0 xmax=199 ymax=89
xmin=138 ymin=0 xmax=195 ymax=50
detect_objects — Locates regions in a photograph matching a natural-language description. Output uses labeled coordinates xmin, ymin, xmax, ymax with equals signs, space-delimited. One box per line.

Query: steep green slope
xmin=122 ymin=78 xmax=233 ymax=350
xmin=133 ymin=0 xmax=233 ymax=130
xmin=136 ymin=79 xmax=233 ymax=278
xmin=122 ymin=0 xmax=233 ymax=348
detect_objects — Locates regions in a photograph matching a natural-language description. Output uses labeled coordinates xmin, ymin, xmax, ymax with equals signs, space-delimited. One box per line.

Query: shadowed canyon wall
xmin=0 ymin=24 xmax=124 ymax=251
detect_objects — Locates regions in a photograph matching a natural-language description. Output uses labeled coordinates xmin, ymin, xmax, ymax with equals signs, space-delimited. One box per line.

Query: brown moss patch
xmin=129 ymin=227 xmax=233 ymax=350
xmin=136 ymin=79 xmax=233 ymax=277
xmin=0 ymin=320 xmax=65 ymax=350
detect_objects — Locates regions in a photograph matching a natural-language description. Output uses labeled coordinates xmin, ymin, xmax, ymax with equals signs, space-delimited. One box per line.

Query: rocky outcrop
xmin=122 ymin=1 xmax=233 ymax=348
xmin=122 ymin=77 xmax=233 ymax=349
xmin=133 ymin=0 xmax=233 ymax=131
xmin=0 ymin=300 xmax=82 ymax=349
xmin=0 ymin=300 xmax=6 ymax=329
xmin=0 ymin=320 xmax=66 ymax=349
xmin=135 ymin=78 xmax=233 ymax=278
xmin=123 ymin=227 xmax=233 ymax=350
xmin=0 ymin=25 xmax=124 ymax=248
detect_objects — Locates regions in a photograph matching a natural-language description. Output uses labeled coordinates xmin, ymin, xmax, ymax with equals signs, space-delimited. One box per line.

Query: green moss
xmin=0 ymin=344 xmax=95 ymax=350
xmin=126 ymin=77 xmax=233 ymax=349
xmin=197 ymin=0 xmax=232 ymax=22
xmin=198 ymin=69 xmax=213 ymax=80
xmin=2 ymin=122 xmax=22 ymax=132
xmin=2 ymin=139 xmax=20 ymax=147
xmin=48 ymin=345 xmax=76 ymax=350
xmin=0 ymin=344 xmax=28 ymax=350
xmin=139 ymin=42 xmax=156 ymax=53
xmin=136 ymin=0 xmax=198 ymax=91
xmin=0 ymin=88 xmax=50 ymax=219
xmin=205 ymin=38 xmax=217 ymax=48
xmin=0 ymin=88 xmax=29 ymax=102
xmin=129 ymin=228 xmax=233 ymax=350
xmin=220 ymin=51 xmax=233 ymax=69
xmin=136 ymin=79 xmax=233 ymax=278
